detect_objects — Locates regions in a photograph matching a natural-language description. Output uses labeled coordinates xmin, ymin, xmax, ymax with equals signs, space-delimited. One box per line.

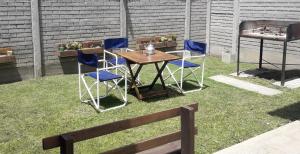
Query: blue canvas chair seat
xmin=77 ymin=50 xmax=127 ymax=112
xmin=86 ymin=71 xmax=122 ymax=82
xmin=108 ymin=57 xmax=127 ymax=65
xmin=164 ymin=40 xmax=206 ymax=93
xmin=169 ymin=60 xmax=200 ymax=68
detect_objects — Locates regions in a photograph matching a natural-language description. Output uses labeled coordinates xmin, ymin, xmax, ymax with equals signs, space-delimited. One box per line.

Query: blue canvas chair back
xmin=184 ymin=40 xmax=206 ymax=54
xmin=104 ymin=38 xmax=128 ymax=50
xmin=77 ymin=50 xmax=98 ymax=68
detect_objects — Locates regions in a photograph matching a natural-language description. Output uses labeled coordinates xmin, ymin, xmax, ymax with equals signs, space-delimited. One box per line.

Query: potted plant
xmin=57 ymin=43 xmax=65 ymax=52
xmin=65 ymin=41 xmax=82 ymax=50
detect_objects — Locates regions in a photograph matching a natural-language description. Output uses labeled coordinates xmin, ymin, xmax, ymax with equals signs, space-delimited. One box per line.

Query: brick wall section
xmin=127 ymin=0 xmax=186 ymax=49
xmin=0 ymin=0 xmax=33 ymax=67
xmin=210 ymin=0 xmax=234 ymax=48
xmin=240 ymin=0 xmax=300 ymax=55
xmin=190 ymin=0 xmax=207 ymax=43
xmin=40 ymin=0 xmax=120 ymax=64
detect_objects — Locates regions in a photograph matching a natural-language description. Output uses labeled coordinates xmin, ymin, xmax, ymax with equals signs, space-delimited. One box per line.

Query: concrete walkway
xmin=210 ymin=75 xmax=282 ymax=96
xmin=214 ymin=121 xmax=300 ymax=154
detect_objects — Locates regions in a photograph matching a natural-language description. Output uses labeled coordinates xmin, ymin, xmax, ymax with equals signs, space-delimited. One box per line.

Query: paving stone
xmin=210 ymin=75 xmax=282 ymax=96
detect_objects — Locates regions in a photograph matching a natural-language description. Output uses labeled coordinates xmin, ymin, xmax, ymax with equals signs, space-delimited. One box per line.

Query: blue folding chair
xmin=77 ymin=50 xmax=127 ymax=112
xmin=103 ymin=37 xmax=140 ymax=83
xmin=103 ymin=38 xmax=132 ymax=66
xmin=164 ymin=40 xmax=206 ymax=93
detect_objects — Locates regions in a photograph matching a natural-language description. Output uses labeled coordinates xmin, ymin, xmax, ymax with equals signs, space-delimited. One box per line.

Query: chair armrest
xmin=97 ymin=65 xmax=127 ymax=72
xmin=126 ymin=48 xmax=135 ymax=52
xmin=188 ymin=54 xmax=206 ymax=59
xmin=166 ymin=50 xmax=189 ymax=54
xmin=97 ymin=59 xmax=108 ymax=68
xmin=98 ymin=59 xmax=107 ymax=63
xmin=183 ymin=54 xmax=206 ymax=63
xmin=104 ymin=50 xmax=118 ymax=59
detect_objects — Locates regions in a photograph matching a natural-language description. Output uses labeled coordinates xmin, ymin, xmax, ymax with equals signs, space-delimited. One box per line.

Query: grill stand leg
xmin=259 ymin=39 xmax=264 ymax=69
xmin=237 ymin=36 xmax=241 ymax=75
xmin=281 ymin=41 xmax=287 ymax=86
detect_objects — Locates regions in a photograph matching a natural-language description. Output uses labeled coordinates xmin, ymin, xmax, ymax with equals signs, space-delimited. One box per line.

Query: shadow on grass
xmin=137 ymin=82 xmax=209 ymax=103
xmin=128 ymin=83 xmax=183 ymax=103
xmin=181 ymin=80 xmax=209 ymax=91
xmin=242 ymin=68 xmax=300 ymax=82
xmin=268 ymin=101 xmax=300 ymax=121
xmin=83 ymin=95 xmax=130 ymax=112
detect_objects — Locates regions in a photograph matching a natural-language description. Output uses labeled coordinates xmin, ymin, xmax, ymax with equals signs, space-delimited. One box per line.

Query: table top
xmin=116 ymin=50 xmax=180 ymax=64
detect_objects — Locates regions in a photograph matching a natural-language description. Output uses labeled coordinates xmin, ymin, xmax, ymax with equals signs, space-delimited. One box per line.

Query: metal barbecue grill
xmin=237 ymin=20 xmax=300 ymax=86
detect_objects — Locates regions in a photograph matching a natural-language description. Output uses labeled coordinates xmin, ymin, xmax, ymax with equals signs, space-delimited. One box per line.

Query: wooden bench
xmin=42 ymin=103 xmax=198 ymax=154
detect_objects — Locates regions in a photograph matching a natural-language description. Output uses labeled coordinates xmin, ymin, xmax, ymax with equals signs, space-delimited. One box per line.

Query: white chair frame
xmin=164 ymin=50 xmax=205 ymax=94
xmin=104 ymin=48 xmax=141 ymax=84
xmin=78 ymin=60 xmax=127 ymax=112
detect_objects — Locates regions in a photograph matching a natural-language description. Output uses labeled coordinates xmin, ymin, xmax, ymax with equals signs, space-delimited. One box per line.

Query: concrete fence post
xmin=232 ymin=0 xmax=240 ymax=56
xmin=184 ymin=0 xmax=191 ymax=40
xmin=120 ymin=0 xmax=127 ymax=37
xmin=31 ymin=0 xmax=42 ymax=77
xmin=206 ymin=0 xmax=212 ymax=55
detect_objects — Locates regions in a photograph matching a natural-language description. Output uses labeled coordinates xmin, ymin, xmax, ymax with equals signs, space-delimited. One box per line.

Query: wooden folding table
xmin=117 ymin=50 xmax=180 ymax=100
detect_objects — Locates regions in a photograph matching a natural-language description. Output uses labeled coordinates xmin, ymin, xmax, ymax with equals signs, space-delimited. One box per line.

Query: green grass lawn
xmin=0 ymin=56 xmax=300 ymax=154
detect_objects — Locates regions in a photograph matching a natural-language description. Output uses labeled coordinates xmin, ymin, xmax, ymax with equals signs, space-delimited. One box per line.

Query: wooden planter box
xmin=136 ymin=36 xmax=177 ymax=50
xmin=0 ymin=55 xmax=16 ymax=64
xmin=0 ymin=48 xmax=15 ymax=64
xmin=81 ymin=40 xmax=102 ymax=48
xmin=54 ymin=48 xmax=103 ymax=58
xmin=153 ymin=42 xmax=166 ymax=49
xmin=165 ymin=41 xmax=177 ymax=47
xmin=136 ymin=42 xmax=166 ymax=50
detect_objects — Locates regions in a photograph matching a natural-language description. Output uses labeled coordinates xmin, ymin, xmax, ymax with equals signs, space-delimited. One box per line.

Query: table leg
xmin=126 ymin=62 xmax=143 ymax=99
xmin=128 ymin=64 xmax=143 ymax=89
xmin=155 ymin=63 xmax=166 ymax=89
xmin=149 ymin=61 xmax=168 ymax=90
xmin=259 ymin=39 xmax=264 ymax=69
xmin=237 ymin=36 xmax=241 ymax=75
xmin=281 ymin=41 xmax=287 ymax=86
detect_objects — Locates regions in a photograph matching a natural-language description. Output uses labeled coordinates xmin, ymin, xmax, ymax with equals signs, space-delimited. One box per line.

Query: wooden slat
xmin=103 ymin=128 xmax=197 ymax=154
xmin=60 ymin=134 xmax=74 ymax=154
xmin=181 ymin=106 xmax=195 ymax=154
xmin=42 ymin=104 xmax=198 ymax=150
xmin=137 ymin=140 xmax=181 ymax=154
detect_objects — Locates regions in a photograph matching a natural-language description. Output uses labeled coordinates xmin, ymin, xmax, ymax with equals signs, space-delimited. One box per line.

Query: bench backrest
xmin=42 ymin=104 xmax=198 ymax=154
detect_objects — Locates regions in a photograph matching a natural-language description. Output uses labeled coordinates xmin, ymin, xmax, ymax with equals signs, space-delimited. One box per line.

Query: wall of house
xmin=127 ymin=0 xmax=186 ymax=49
xmin=209 ymin=0 xmax=234 ymax=55
xmin=0 ymin=0 xmax=207 ymax=83
xmin=191 ymin=0 xmax=207 ymax=42
xmin=0 ymin=0 xmax=33 ymax=67
xmin=39 ymin=0 xmax=121 ymax=75
xmin=40 ymin=0 xmax=121 ymax=65
xmin=0 ymin=0 xmax=34 ymax=82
